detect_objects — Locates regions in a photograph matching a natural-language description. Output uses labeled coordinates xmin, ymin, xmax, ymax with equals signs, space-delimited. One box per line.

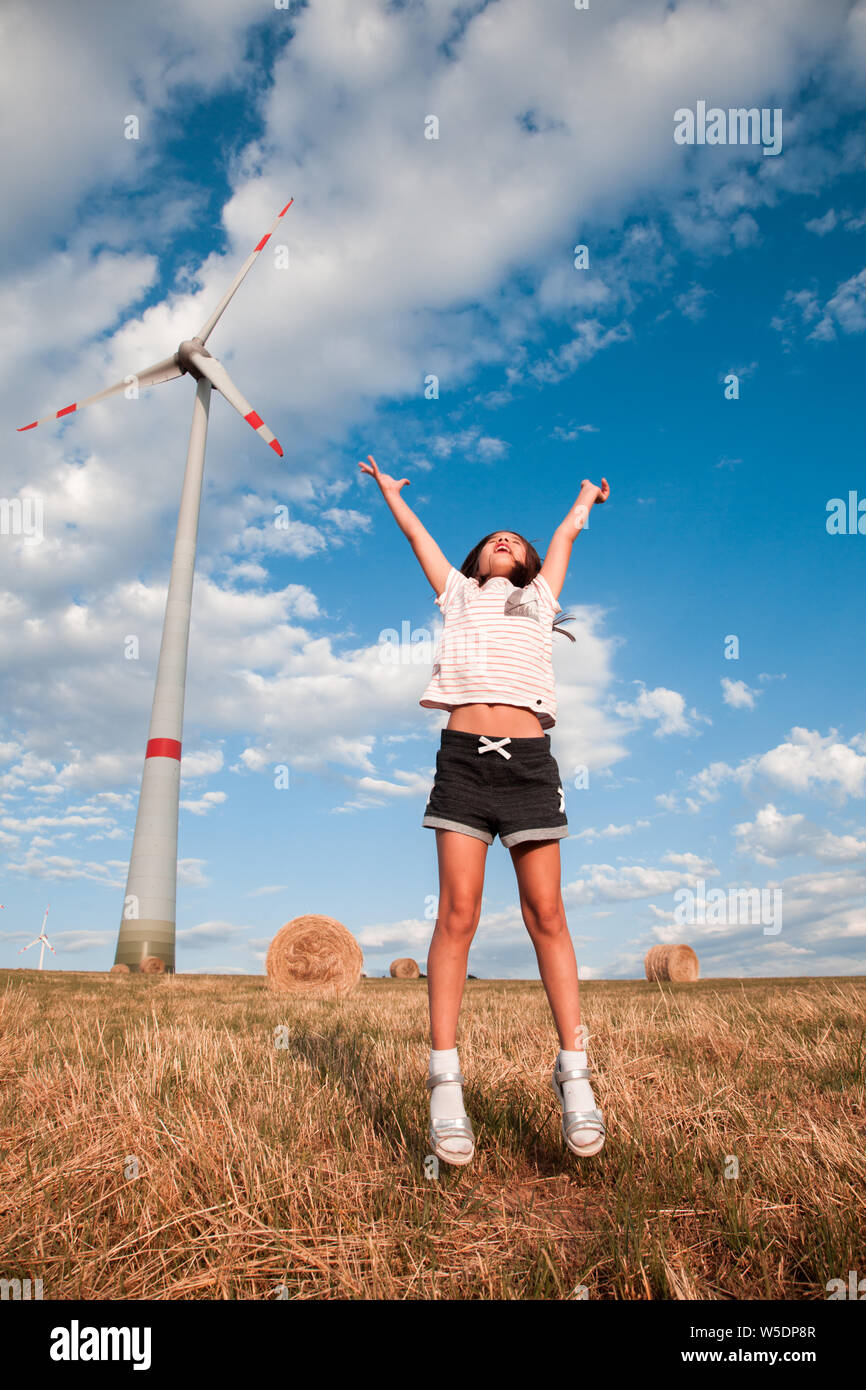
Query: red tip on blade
xmin=244 ymin=410 xmax=264 ymax=430
xmin=254 ymin=234 xmax=270 ymax=253
xmin=270 ymin=439 xmax=284 ymax=457
xmin=57 ymin=403 xmax=77 ymax=418
xmin=17 ymin=421 xmax=38 ymax=431
xmin=279 ymin=199 xmax=294 ymax=217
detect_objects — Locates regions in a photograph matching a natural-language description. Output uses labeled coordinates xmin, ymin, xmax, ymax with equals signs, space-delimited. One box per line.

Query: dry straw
xmin=140 ymin=956 xmax=167 ymax=975
xmin=266 ymin=914 xmax=363 ymax=998
xmin=644 ymin=944 xmax=700 ymax=982
xmin=389 ymin=957 xmax=420 ymax=979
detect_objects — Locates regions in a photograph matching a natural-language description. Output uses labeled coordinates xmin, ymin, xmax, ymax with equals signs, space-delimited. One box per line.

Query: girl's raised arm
xmin=358 ymin=454 xmax=452 ymax=597
xmin=539 ymin=476 xmax=610 ymax=600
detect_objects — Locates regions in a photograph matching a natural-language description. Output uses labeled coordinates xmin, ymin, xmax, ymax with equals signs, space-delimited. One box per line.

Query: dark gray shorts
xmin=422 ymin=729 xmax=569 ymax=848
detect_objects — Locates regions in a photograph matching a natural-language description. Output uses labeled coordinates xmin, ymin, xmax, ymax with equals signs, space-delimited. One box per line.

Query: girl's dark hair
xmin=459 ymin=531 xmax=576 ymax=642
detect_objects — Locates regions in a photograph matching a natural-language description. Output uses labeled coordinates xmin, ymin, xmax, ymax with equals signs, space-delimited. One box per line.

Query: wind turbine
xmin=17 ymin=199 xmax=294 ymax=973
xmin=18 ymin=905 xmax=56 ymax=971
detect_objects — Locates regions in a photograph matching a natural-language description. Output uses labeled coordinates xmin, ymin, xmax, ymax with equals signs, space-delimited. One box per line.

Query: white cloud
xmin=3 ymin=850 xmax=126 ymax=885
xmin=809 ymin=267 xmax=866 ymax=340
xmin=675 ymin=283 xmax=713 ymax=322
xmin=355 ymin=916 xmax=432 ymax=950
xmin=774 ymin=268 xmax=866 ymax=345
xmin=660 ymin=729 xmax=866 ymax=813
xmin=721 ymin=677 xmax=760 ymax=709
xmin=321 ymin=508 xmax=373 ymax=533
xmin=613 ymin=682 xmax=706 ymax=737
xmin=427 ymin=429 xmax=510 ymax=464
xmin=181 ymin=750 xmax=225 ymax=781
xmin=550 ymin=422 xmax=599 ymax=442
xmin=177 ymin=920 xmax=248 ymax=947
xmin=45 ymin=930 xmax=115 ymax=955
xmin=179 ymin=790 xmax=227 ymax=816
xmin=805 ymin=208 xmax=838 ymax=235
xmin=1 ymin=811 xmax=113 ymax=833
xmin=573 ymin=819 xmax=651 ymax=842
xmin=732 ymin=802 xmax=866 ymax=865
xmin=335 ymin=775 xmax=435 ymax=813
xmin=0 ymin=252 xmax=159 ymax=383
xmin=724 ymin=360 xmax=758 ymax=380
xmin=563 ymin=859 xmax=711 ymax=906
xmin=662 ymin=851 xmax=720 ymax=876
xmin=805 ymin=206 xmax=866 ymax=235
xmin=751 ymin=727 xmax=866 ymax=801
xmin=178 ymin=859 xmax=210 ymax=888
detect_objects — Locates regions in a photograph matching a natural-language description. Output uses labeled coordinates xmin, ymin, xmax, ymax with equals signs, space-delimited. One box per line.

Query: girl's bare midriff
xmin=446 ymin=703 xmax=546 ymax=737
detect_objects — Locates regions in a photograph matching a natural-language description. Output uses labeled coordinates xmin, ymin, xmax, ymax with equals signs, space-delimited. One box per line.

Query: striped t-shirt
xmin=419 ymin=565 xmax=562 ymax=729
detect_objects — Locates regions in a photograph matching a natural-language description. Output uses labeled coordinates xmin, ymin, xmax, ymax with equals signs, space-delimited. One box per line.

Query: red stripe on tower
xmin=244 ymin=410 xmax=263 ymax=430
xmin=146 ymin=738 xmax=182 ymax=760
xmin=57 ymin=404 xmax=77 ymax=418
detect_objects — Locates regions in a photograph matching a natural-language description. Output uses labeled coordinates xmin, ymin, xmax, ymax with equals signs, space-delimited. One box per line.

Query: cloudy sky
xmin=1 ymin=0 xmax=865 ymax=979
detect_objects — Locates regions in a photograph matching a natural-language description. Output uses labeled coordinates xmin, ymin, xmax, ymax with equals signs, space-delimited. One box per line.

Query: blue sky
xmin=1 ymin=0 xmax=865 ymax=979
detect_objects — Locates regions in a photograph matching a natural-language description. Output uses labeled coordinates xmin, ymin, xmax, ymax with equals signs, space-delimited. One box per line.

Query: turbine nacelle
xmin=176 ymin=338 xmax=208 ymax=378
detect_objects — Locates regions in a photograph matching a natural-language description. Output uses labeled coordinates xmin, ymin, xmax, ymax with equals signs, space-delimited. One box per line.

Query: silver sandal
xmin=426 ymin=1069 xmax=475 ymax=1166
xmin=552 ymin=1062 xmax=606 ymax=1157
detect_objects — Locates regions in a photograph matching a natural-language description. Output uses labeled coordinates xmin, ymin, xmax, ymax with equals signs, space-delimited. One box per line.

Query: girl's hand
xmin=581 ymin=476 xmax=610 ymax=504
xmin=358 ymin=454 xmax=410 ymax=496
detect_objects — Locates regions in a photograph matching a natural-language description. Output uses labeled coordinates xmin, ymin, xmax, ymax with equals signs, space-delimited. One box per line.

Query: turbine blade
xmin=17 ymin=355 xmax=183 ymax=433
xmin=196 ymin=198 xmax=294 ymax=345
xmin=188 ymin=351 xmax=283 ymax=457
xmin=18 ymin=938 xmax=41 ymax=953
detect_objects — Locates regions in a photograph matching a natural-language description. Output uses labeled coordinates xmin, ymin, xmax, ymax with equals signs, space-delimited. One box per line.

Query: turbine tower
xmin=18 ymin=906 xmax=56 ymax=970
xmin=18 ymin=200 xmax=293 ymax=972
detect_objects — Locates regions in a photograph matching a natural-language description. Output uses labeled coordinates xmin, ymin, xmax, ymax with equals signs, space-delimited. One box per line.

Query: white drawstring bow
xmin=476 ymin=736 xmax=512 ymax=759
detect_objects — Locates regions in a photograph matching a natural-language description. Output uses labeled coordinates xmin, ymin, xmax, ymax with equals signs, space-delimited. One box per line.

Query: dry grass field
xmin=0 ymin=970 xmax=863 ymax=1300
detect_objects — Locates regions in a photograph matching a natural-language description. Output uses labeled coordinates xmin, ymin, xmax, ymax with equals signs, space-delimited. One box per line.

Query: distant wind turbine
xmin=17 ymin=199 xmax=294 ymax=973
xmin=18 ymin=905 xmax=56 ymax=970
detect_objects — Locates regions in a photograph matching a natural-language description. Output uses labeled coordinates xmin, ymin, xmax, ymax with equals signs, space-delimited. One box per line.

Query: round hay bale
xmin=109 ymin=963 xmax=130 ymax=975
xmin=665 ymin=944 xmax=699 ymax=981
xmin=645 ymin=944 xmax=699 ymax=982
xmin=644 ymin=945 xmax=669 ymax=981
xmin=266 ymin=914 xmax=363 ymax=998
xmin=390 ymin=957 xmax=420 ymax=979
xmin=140 ymin=955 xmax=167 ymax=975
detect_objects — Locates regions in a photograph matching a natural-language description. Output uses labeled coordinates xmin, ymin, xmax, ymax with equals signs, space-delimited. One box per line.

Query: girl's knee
xmin=523 ymin=901 xmax=567 ymax=938
xmin=435 ymin=901 xmax=481 ymax=938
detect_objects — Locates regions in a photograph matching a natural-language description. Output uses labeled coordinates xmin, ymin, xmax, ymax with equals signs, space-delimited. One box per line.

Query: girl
xmin=358 ymin=454 xmax=610 ymax=1167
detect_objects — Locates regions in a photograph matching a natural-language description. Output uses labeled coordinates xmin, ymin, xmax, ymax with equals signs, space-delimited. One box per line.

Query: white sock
xmin=557 ymin=1048 xmax=602 ymax=1149
xmin=429 ymin=1048 xmax=472 ymax=1158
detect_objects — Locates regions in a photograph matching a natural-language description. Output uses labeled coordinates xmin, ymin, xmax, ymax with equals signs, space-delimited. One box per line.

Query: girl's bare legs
xmin=426 ymin=829 xmax=488 ymax=1048
xmin=509 ymin=839 xmax=582 ymax=1050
